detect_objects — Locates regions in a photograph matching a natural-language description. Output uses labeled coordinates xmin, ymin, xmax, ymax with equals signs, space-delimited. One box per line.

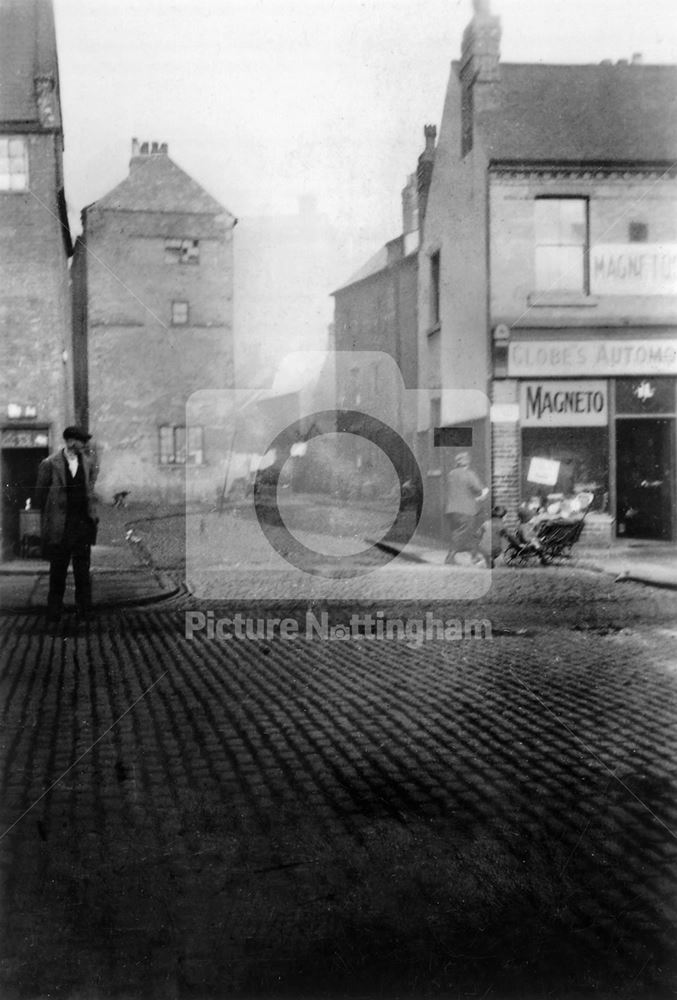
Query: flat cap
xmin=63 ymin=426 xmax=91 ymax=443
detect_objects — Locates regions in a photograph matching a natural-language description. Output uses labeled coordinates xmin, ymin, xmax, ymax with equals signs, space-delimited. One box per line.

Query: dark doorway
xmin=1 ymin=448 xmax=48 ymax=558
xmin=616 ymin=418 xmax=675 ymax=540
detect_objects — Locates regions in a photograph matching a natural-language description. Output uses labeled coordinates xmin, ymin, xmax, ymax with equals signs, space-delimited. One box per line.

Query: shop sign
xmin=590 ymin=244 xmax=677 ymax=295
xmin=521 ymin=380 xmax=608 ymax=427
xmin=1 ymin=428 xmax=49 ymax=448
xmin=508 ymin=339 xmax=677 ymax=377
xmin=526 ymin=457 xmax=560 ymax=486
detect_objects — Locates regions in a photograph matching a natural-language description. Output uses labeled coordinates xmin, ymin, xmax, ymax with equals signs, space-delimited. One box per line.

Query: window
xmin=629 ymin=221 xmax=648 ymax=243
xmin=430 ymin=250 xmax=441 ymax=325
xmin=534 ymin=198 xmax=588 ymax=292
xmin=159 ymin=425 xmax=204 ymax=465
xmin=164 ymin=238 xmax=199 ymax=264
xmin=171 ymin=300 xmax=189 ymax=325
xmin=0 ymin=137 xmax=28 ymax=191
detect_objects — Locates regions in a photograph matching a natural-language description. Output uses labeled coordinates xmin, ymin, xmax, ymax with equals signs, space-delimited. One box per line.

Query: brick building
xmin=72 ymin=140 xmax=237 ymax=503
xmin=330 ymin=137 xmax=436 ymax=492
xmin=418 ymin=0 xmax=677 ymax=542
xmin=0 ymin=0 xmax=74 ymax=557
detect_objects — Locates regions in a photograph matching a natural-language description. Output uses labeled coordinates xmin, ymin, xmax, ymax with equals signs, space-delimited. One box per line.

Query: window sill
xmin=527 ymin=292 xmax=599 ymax=308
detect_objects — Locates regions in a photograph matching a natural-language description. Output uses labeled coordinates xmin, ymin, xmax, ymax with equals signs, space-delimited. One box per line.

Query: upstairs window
xmin=0 ymin=137 xmax=28 ymax=191
xmin=171 ymin=300 xmax=189 ymax=325
xmin=165 ymin=238 xmax=199 ymax=264
xmin=430 ymin=250 xmax=441 ymax=326
xmin=159 ymin=425 xmax=204 ymax=465
xmin=534 ymin=198 xmax=588 ymax=292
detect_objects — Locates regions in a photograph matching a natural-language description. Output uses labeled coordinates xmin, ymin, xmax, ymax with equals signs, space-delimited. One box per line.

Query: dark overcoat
xmin=35 ymin=450 xmax=98 ymax=548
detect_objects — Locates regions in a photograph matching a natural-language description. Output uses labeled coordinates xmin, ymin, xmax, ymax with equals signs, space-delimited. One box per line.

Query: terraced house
xmin=418 ymin=0 xmax=677 ymax=543
xmin=0 ymin=0 xmax=74 ymax=557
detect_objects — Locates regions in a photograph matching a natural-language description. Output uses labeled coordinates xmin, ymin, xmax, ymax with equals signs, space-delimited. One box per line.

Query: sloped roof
xmin=0 ymin=0 xmax=61 ymax=127
xmin=332 ymin=245 xmax=389 ymax=295
xmin=93 ymin=153 xmax=232 ymax=217
xmin=468 ymin=62 xmax=677 ymax=163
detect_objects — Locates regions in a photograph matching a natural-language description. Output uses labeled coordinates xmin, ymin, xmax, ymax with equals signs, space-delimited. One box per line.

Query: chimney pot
xmin=140 ymin=142 xmax=149 ymax=154
xmin=131 ymin=137 xmax=140 ymax=156
xmin=617 ymin=59 xmax=629 ymax=66
xmin=632 ymin=52 xmax=643 ymax=64
xmin=160 ymin=142 xmax=168 ymax=154
xmin=151 ymin=142 xmax=159 ymax=154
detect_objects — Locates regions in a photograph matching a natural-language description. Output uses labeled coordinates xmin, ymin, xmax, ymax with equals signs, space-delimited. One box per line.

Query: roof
xmin=92 ymin=153 xmax=233 ymax=217
xmin=467 ymin=62 xmax=677 ymax=164
xmin=0 ymin=0 xmax=61 ymax=128
xmin=332 ymin=245 xmax=391 ymax=296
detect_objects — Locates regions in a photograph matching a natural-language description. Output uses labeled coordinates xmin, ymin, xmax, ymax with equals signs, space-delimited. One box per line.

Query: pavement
xmin=0 ymin=505 xmax=181 ymax=613
xmin=376 ymin=531 xmax=677 ymax=590
xmin=2 ymin=504 xmax=676 ymax=615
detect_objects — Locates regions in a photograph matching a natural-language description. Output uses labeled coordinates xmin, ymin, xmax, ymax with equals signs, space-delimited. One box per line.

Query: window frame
xmin=159 ymin=424 xmax=204 ymax=465
xmin=430 ymin=250 xmax=441 ymax=327
xmin=534 ymin=196 xmax=589 ymax=295
xmin=171 ymin=300 xmax=189 ymax=326
xmin=0 ymin=136 xmax=29 ymax=192
xmin=164 ymin=237 xmax=200 ymax=265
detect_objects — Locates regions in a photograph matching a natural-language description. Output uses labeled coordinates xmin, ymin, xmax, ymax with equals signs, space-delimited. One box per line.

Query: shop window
xmin=159 ymin=425 xmax=203 ymax=465
xmin=171 ymin=300 xmax=189 ymax=326
xmin=430 ymin=251 xmax=441 ymax=326
xmin=534 ymin=198 xmax=588 ymax=292
xmin=165 ymin=238 xmax=199 ymax=264
xmin=521 ymin=426 xmax=608 ymax=512
xmin=628 ymin=221 xmax=648 ymax=243
xmin=616 ymin=377 xmax=675 ymax=415
xmin=0 ymin=137 xmax=28 ymax=191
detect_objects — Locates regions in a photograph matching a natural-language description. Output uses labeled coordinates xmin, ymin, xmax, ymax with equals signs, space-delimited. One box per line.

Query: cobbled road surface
xmin=1 ymin=569 xmax=676 ymax=1000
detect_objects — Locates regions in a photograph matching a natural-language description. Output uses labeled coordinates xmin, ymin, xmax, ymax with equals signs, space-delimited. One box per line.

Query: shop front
xmin=519 ymin=379 xmax=610 ymax=525
xmin=507 ymin=336 xmax=677 ymax=544
xmin=1 ymin=424 xmax=50 ymax=558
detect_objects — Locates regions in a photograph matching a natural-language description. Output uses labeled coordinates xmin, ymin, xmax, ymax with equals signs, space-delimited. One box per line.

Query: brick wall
xmin=491 ymin=379 xmax=520 ymax=519
xmin=0 ymin=133 xmax=72 ymax=435
xmin=79 ymin=205 xmax=235 ymax=503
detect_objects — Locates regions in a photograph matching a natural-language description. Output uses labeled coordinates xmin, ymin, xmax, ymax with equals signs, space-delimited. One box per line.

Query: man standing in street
xmin=35 ymin=426 xmax=98 ymax=628
xmin=444 ymin=451 xmax=489 ymax=564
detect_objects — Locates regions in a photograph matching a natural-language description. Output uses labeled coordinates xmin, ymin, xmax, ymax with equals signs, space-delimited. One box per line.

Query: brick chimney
xmin=459 ymin=0 xmax=502 ymax=154
xmin=417 ymin=125 xmax=437 ymax=228
xmin=129 ymin=138 xmax=169 ymax=171
xmin=401 ymin=173 xmax=418 ymax=236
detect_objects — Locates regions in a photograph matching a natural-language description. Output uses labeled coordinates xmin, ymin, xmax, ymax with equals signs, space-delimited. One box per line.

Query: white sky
xmin=53 ymin=0 xmax=677 ymax=251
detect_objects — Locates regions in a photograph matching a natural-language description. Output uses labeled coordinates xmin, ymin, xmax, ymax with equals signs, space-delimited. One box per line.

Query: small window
xmin=0 ymin=137 xmax=28 ymax=191
xmin=171 ymin=300 xmax=189 ymax=325
xmin=159 ymin=425 xmax=204 ymax=465
xmin=629 ymin=221 xmax=648 ymax=243
xmin=165 ymin=238 xmax=199 ymax=264
xmin=534 ymin=198 xmax=588 ymax=292
xmin=430 ymin=250 xmax=441 ymax=326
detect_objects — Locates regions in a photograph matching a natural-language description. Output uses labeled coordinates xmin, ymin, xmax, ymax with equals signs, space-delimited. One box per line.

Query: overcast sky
xmin=53 ymin=0 xmax=677 ymax=251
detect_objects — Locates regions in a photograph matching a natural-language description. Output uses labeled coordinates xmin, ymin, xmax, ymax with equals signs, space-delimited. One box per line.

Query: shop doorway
xmin=1 ymin=447 xmax=48 ymax=558
xmin=616 ymin=418 xmax=675 ymax=541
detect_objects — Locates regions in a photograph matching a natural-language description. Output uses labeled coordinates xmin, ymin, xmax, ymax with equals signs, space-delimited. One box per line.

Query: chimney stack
xmin=417 ymin=124 xmax=437 ymax=228
xmin=632 ymin=52 xmax=643 ymax=65
xmin=130 ymin=139 xmax=169 ymax=170
xmin=459 ymin=0 xmax=502 ymax=154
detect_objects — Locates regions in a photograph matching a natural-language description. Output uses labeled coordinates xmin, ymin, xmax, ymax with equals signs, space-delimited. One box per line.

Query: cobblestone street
xmin=1 ymin=573 xmax=677 ymax=999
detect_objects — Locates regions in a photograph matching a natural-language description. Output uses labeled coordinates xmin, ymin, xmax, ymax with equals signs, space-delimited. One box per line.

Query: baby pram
xmin=503 ymin=493 xmax=593 ymax=567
